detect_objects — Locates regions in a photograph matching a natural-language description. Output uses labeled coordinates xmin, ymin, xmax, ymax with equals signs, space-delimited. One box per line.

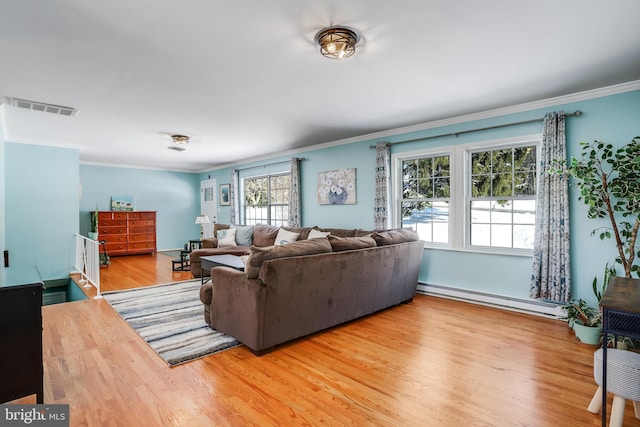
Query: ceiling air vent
xmin=7 ymin=97 xmax=77 ymax=117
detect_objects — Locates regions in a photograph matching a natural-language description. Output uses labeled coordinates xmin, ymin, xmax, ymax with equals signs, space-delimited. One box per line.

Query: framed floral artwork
xmin=318 ymin=168 xmax=356 ymax=205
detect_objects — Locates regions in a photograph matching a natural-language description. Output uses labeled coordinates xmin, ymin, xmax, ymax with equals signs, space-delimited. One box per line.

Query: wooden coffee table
xmin=200 ymin=254 xmax=245 ymax=285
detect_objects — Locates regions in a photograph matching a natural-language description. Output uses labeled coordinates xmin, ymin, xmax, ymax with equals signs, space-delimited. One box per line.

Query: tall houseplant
xmin=559 ymin=136 xmax=640 ymax=278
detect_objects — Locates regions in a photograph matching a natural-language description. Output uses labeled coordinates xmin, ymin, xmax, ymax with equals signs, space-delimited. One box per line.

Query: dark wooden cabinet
xmin=94 ymin=211 xmax=156 ymax=256
xmin=0 ymin=282 xmax=43 ymax=404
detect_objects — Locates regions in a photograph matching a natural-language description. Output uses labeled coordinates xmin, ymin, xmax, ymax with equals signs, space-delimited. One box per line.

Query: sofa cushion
xmin=233 ymin=225 xmax=254 ymax=246
xmin=245 ymin=238 xmax=332 ymax=279
xmin=328 ymin=235 xmax=377 ymax=252
xmin=217 ymin=228 xmax=237 ymax=247
xmin=274 ymin=228 xmax=299 ymax=245
xmin=370 ymin=228 xmax=420 ymax=246
xmin=318 ymin=228 xmax=357 ymax=238
xmin=252 ymin=224 xmax=280 ymax=247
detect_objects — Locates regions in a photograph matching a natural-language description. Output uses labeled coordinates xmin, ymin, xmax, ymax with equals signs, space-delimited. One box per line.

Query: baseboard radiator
xmin=417 ymin=282 xmax=565 ymax=319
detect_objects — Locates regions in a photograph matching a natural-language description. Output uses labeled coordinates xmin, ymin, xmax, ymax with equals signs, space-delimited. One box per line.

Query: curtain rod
xmin=369 ymin=110 xmax=582 ymax=149
xmin=234 ymin=157 xmax=305 ymax=173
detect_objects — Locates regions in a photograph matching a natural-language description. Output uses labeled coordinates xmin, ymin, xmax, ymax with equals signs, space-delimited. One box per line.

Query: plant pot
xmin=88 ymin=232 xmax=98 ymax=240
xmin=573 ymin=322 xmax=602 ymax=345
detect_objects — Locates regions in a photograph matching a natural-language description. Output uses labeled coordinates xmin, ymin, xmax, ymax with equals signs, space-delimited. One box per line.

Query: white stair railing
xmin=74 ymin=234 xmax=101 ymax=298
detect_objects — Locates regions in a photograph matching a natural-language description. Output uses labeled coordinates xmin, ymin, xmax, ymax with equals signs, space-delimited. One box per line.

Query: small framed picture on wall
xmin=219 ymin=184 xmax=230 ymax=206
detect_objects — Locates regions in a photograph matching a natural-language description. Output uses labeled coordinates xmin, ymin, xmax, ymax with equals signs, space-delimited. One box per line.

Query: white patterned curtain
xmin=289 ymin=157 xmax=302 ymax=227
xmin=374 ymin=142 xmax=391 ymax=230
xmin=230 ymin=169 xmax=240 ymax=225
xmin=530 ymin=112 xmax=571 ymax=302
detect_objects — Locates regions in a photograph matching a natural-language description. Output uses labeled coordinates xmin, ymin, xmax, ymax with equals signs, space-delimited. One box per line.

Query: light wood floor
xmin=11 ymin=252 xmax=640 ymax=426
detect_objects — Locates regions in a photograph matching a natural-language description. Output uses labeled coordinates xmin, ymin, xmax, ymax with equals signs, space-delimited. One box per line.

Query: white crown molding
xmin=197 ymin=145 xmax=314 ymax=174
xmin=16 ymin=80 xmax=639 ymax=174
xmin=203 ymin=80 xmax=640 ymax=173
xmin=353 ymin=80 xmax=640 ymax=143
xmin=80 ymin=160 xmax=196 ymax=174
xmin=367 ymin=79 xmax=640 ymax=140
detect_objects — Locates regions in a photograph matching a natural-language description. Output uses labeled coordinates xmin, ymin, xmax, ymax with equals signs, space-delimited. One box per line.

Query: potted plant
xmin=567 ymin=300 xmax=602 ymax=345
xmin=564 ymin=262 xmax=613 ymax=344
xmin=88 ymin=207 xmax=99 ymax=240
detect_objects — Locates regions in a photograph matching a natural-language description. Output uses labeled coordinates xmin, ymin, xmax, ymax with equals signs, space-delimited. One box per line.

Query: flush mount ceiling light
xmin=171 ymin=134 xmax=190 ymax=145
xmin=167 ymin=146 xmax=186 ymax=152
xmin=168 ymin=134 xmax=189 ymax=152
xmin=315 ymin=26 xmax=359 ymax=60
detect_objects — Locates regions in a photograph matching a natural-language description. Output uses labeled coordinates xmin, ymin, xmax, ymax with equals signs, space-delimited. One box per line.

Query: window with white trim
xmin=399 ymin=154 xmax=451 ymax=244
xmin=393 ymin=135 xmax=539 ymax=254
xmin=468 ymin=144 xmax=537 ymax=250
xmin=243 ymin=173 xmax=290 ymax=226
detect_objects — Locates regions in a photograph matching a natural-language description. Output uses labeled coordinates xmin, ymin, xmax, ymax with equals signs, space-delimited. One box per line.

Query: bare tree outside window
xmin=244 ymin=173 xmax=290 ymax=226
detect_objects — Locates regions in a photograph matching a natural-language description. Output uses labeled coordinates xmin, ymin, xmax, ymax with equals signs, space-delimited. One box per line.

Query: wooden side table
xmin=599 ymin=277 xmax=640 ymax=426
xmin=189 ymin=240 xmax=203 ymax=251
xmin=171 ymin=250 xmax=191 ymax=271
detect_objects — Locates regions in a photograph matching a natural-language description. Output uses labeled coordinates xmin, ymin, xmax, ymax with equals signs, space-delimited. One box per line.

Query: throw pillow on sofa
xmin=274 ymin=228 xmax=299 ymax=245
xmin=370 ymin=228 xmax=419 ymax=246
xmin=328 ymin=235 xmax=377 ymax=252
xmin=281 ymin=226 xmax=316 ymax=240
xmin=252 ymin=224 xmax=280 ymax=247
xmin=217 ymin=228 xmax=237 ymax=247
xmin=308 ymin=229 xmax=330 ymax=239
xmin=233 ymin=225 xmax=254 ymax=246
xmin=245 ymin=238 xmax=332 ymax=279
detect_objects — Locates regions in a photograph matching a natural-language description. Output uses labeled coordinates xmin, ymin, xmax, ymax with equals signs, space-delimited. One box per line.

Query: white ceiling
xmin=1 ymin=1 xmax=639 ymax=172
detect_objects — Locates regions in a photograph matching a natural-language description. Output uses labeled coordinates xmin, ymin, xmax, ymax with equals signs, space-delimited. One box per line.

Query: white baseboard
xmin=417 ymin=283 xmax=565 ymax=319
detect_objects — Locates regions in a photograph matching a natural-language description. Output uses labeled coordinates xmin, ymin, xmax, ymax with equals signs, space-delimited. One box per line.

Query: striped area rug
xmin=103 ymin=279 xmax=240 ymax=366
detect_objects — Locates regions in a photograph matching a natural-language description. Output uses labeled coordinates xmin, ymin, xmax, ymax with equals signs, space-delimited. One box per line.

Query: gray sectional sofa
xmin=198 ymin=224 xmax=423 ymax=355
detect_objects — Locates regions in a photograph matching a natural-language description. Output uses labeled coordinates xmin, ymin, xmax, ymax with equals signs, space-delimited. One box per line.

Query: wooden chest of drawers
xmin=94 ymin=211 xmax=156 ymax=256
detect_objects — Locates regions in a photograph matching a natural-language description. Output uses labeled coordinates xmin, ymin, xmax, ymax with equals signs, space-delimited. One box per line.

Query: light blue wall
xmin=2 ymin=88 xmax=636 ymax=304
xmin=386 ymin=90 xmax=639 ymax=304
xmin=79 ymin=165 xmax=201 ymax=250
xmin=201 ymin=89 xmax=640 ymax=306
xmin=201 ymin=144 xmax=378 ymax=229
xmin=4 ymin=142 xmax=79 ymax=284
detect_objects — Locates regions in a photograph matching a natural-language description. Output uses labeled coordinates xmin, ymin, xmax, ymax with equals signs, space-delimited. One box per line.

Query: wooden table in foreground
xmin=599 ymin=276 xmax=640 ymax=427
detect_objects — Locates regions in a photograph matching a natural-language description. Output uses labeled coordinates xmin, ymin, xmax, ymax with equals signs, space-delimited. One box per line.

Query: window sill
xmin=421 ymin=243 xmax=533 ymax=258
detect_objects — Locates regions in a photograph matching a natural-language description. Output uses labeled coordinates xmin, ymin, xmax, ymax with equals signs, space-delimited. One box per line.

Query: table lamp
xmin=195 ymin=214 xmax=211 ymax=239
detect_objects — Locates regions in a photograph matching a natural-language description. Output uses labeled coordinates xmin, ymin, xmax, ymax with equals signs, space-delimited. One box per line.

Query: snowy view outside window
xmin=401 ymin=155 xmax=451 ymax=244
xmin=469 ymin=145 xmax=536 ymax=249
xmin=396 ymin=139 xmax=538 ymax=252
